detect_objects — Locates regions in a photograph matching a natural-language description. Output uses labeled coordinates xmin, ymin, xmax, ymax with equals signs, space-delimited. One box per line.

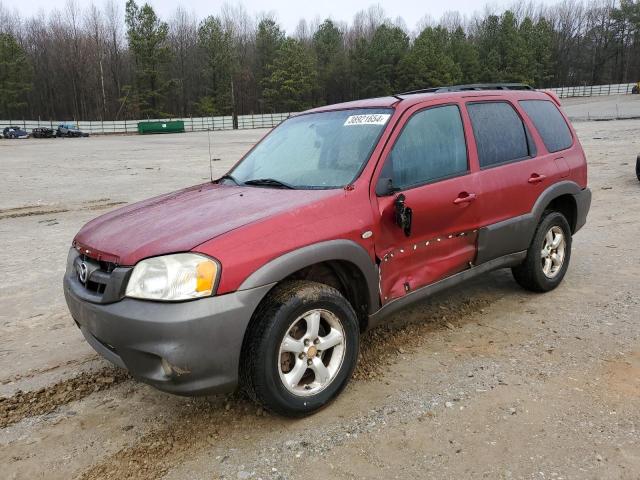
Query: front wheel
xmin=512 ymin=211 xmax=572 ymax=292
xmin=241 ymin=280 xmax=359 ymax=417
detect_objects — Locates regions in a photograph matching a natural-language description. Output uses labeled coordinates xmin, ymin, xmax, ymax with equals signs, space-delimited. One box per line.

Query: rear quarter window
xmin=519 ymin=99 xmax=573 ymax=153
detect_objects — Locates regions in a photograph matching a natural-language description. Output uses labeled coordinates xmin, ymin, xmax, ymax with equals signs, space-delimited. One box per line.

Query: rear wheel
xmin=512 ymin=211 xmax=572 ymax=292
xmin=241 ymin=280 xmax=359 ymax=417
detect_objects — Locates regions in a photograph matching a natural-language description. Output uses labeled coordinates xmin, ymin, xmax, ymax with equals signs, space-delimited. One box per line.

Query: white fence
xmin=0 ymin=112 xmax=292 ymax=135
xmin=3 ymin=82 xmax=639 ymax=134
xmin=547 ymin=82 xmax=636 ymax=98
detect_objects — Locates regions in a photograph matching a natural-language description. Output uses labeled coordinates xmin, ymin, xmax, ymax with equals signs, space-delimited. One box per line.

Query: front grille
xmin=67 ymin=248 xmax=132 ymax=304
xmin=77 ymin=255 xmax=115 ymax=296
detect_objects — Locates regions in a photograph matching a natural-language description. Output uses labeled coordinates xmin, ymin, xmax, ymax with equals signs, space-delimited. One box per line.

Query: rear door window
xmin=467 ymin=102 xmax=534 ymax=168
xmin=383 ymin=105 xmax=468 ymax=190
xmin=520 ymin=100 xmax=573 ymax=153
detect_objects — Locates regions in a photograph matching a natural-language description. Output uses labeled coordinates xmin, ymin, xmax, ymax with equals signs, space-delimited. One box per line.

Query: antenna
xmin=207 ymin=120 xmax=213 ymax=183
xmin=207 ymin=117 xmax=222 ymax=182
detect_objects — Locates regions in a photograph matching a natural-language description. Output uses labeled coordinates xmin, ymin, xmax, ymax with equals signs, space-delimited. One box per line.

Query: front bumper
xmin=63 ymin=256 xmax=273 ymax=396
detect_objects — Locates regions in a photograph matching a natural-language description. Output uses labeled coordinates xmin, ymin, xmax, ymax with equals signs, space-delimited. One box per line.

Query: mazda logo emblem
xmin=78 ymin=262 xmax=88 ymax=284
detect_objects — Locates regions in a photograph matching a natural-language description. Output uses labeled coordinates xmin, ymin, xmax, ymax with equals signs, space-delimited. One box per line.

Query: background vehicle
xmin=32 ymin=127 xmax=56 ymax=138
xmin=3 ymin=126 xmax=29 ymax=139
xmin=57 ymin=123 xmax=89 ymax=137
xmin=64 ymin=84 xmax=591 ymax=417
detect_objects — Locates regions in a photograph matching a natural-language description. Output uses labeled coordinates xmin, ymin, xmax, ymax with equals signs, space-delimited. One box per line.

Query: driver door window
xmin=382 ymin=105 xmax=468 ymax=189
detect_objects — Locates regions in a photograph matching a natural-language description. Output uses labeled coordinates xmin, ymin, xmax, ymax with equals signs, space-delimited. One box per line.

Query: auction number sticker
xmin=344 ymin=114 xmax=391 ymax=126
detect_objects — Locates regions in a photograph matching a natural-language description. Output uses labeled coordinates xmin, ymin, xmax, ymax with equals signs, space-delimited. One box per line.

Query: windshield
xmin=229 ymin=108 xmax=393 ymax=189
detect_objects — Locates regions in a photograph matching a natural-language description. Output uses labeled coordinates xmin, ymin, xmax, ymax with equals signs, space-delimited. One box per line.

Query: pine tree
xmin=499 ymin=11 xmax=528 ymax=82
xmin=262 ymin=38 xmax=317 ymax=112
xmin=197 ymin=16 xmax=234 ymax=115
xmin=313 ymin=19 xmax=349 ymax=104
xmin=397 ymin=26 xmax=461 ymax=91
xmin=351 ymin=24 xmax=409 ymax=98
xmin=255 ymin=18 xmax=285 ymax=105
xmin=477 ymin=15 xmax=502 ymax=82
xmin=449 ymin=27 xmax=481 ymax=84
xmin=125 ymin=0 xmax=173 ymax=118
xmin=0 ymin=33 xmax=32 ymax=118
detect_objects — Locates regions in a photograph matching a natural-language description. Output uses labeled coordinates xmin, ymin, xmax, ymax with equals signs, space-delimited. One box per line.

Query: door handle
xmin=453 ymin=192 xmax=476 ymax=204
xmin=528 ymin=173 xmax=547 ymax=184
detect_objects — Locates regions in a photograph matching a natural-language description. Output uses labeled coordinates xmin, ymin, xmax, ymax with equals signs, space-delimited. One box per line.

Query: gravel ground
xmin=0 ymin=111 xmax=639 ymax=479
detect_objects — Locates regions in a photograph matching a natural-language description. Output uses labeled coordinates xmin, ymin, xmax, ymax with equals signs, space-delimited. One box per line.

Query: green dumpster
xmin=137 ymin=120 xmax=185 ymax=134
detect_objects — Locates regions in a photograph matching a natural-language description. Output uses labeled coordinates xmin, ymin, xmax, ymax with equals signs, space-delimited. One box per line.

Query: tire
xmin=240 ymin=280 xmax=360 ymax=417
xmin=636 ymin=154 xmax=640 ymax=181
xmin=512 ymin=211 xmax=572 ymax=292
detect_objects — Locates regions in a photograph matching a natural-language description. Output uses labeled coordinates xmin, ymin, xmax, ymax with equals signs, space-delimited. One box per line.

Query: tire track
xmin=0 ymin=367 xmax=130 ymax=428
xmin=0 ymin=199 xmax=127 ymax=220
xmin=0 ymin=354 xmax=98 ymax=386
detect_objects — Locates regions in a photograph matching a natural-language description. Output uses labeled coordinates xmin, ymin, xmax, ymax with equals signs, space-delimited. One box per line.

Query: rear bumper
xmin=573 ymin=187 xmax=591 ymax=233
xmin=64 ymin=267 xmax=273 ymax=396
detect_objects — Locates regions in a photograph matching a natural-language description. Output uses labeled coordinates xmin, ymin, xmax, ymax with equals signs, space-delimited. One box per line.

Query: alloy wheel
xmin=541 ymin=225 xmax=566 ymax=278
xmin=277 ymin=309 xmax=346 ymax=397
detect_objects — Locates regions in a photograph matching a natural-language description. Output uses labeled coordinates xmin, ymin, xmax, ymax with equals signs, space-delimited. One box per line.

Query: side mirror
xmin=394 ymin=194 xmax=412 ymax=237
xmin=375 ymin=177 xmax=395 ymax=196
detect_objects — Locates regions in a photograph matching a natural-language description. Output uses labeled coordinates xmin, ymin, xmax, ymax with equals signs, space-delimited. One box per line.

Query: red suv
xmin=64 ymin=84 xmax=591 ymax=416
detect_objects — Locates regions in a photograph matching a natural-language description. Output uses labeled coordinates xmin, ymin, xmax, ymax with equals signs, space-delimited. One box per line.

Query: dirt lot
xmin=1 ymin=112 xmax=639 ymax=479
xmin=562 ymin=94 xmax=640 ymax=120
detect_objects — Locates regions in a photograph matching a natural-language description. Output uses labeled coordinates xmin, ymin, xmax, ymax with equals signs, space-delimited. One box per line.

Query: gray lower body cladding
xmin=476 ymin=187 xmax=591 ymax=265
xmin=64 ymin=266 xmax=273 ymax=395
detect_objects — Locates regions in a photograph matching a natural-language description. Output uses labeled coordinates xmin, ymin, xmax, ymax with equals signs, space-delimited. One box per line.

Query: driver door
xmin=373 ymin=103 xmax=481 ymax=303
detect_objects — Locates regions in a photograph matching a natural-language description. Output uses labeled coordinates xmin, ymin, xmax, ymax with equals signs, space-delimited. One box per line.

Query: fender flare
xmin=530 ymin=180 xmax=582 ymax=223
xmin=238 ymin=239 xmax=380 ymax=313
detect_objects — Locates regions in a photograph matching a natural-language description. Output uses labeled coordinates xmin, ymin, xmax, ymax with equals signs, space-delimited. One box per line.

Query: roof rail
xmin=397 ymin=83 xmax=534 ymax=96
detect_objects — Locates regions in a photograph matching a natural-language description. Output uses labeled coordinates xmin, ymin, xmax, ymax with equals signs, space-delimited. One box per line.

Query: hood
xmin=74 ymin=183 xmax=337 ymax=266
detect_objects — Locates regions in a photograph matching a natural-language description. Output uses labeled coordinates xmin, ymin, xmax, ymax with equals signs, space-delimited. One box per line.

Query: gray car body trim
xmin=475 ymin=182 xmax=589 ymax=265
xmin=368 ymin=251 xmax=527 ymax=328
xmin=239 ymin=239 xmax=381 ymax=313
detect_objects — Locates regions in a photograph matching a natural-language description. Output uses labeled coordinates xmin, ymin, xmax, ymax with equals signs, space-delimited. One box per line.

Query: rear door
xmin=465 ymin=100 xmax=557 ymax=262
xmin=372 ymin=103 xmax=481 ymax=303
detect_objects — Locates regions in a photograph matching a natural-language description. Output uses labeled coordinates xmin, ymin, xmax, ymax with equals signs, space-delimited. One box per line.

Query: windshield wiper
xmin=217 ymin=173 xmax=242 ymax=185
xmin=243 ymin=178 xmax=295 ymax=189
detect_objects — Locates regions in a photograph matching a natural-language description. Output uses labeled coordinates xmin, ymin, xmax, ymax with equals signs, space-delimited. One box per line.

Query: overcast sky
xmin=8 ymin=0 xmax=564 ymax=33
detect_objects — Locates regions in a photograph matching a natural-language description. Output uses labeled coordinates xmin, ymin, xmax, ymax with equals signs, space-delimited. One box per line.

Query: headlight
xmin=125 ymin=253 xmax=219 ymax=301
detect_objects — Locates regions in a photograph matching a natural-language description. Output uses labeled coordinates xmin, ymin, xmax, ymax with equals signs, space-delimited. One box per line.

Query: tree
xmin=313 ymin=19 xmax=348 ymax=104
xmin=351 ymin=24 xmax=409 ymax=98
xmin=255 ymin=18 xmax=285 ymax=105
xmin=449 ymin=27 xmax=481 ymax=84
xmin=262 ymin=38 xmax=316 ymax=112
xmin=498 ymin=11 xmax=529 ymax=82
xmin=397 ymin=26 xmax=461 ymax=91
xmin=124 ymin=0 xmax=172 ymax=117
xmin=168 ymin=7 xmax=199 ymax=117
xmin=0 ymin=33 xmax=32 ymax=117
xmin=197 ymin=15 xmax=234 ymax=115
xmin=5 ymin=0 xmax=640 ymax=120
